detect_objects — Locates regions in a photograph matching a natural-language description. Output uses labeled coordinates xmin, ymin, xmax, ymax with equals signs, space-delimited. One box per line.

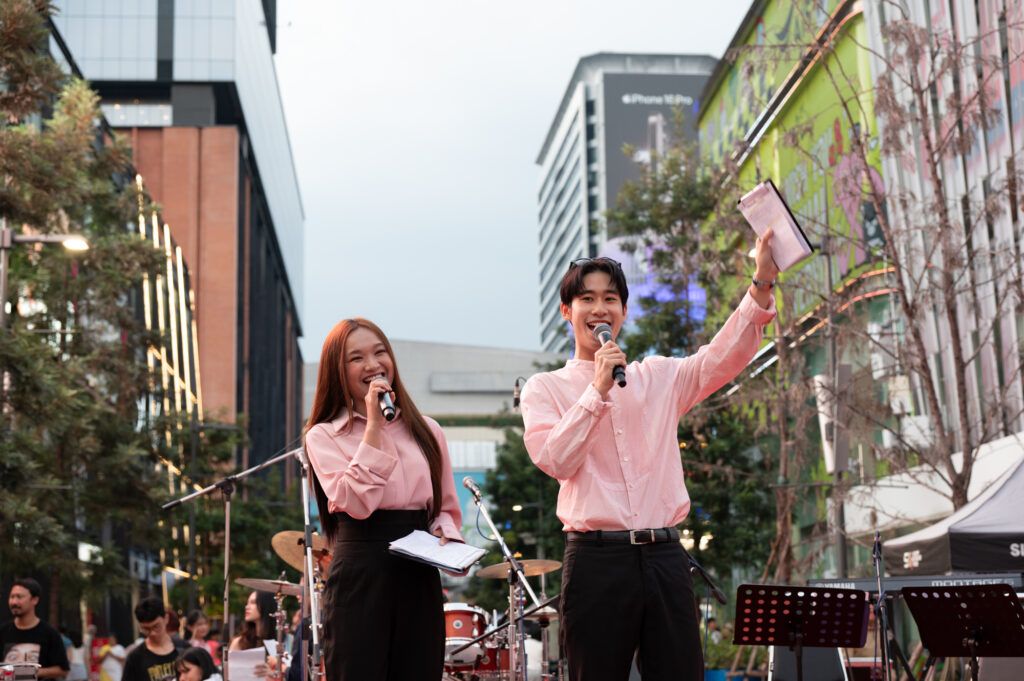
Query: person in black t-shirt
xmin=1 ymin=577 xmax=70 ymax=679
xmin=122 ymin=598 xmax=185 ymax=681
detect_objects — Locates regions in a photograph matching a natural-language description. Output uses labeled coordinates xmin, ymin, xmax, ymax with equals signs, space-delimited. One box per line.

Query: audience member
xmin=0 ymin=578 xmax=70 ymax=678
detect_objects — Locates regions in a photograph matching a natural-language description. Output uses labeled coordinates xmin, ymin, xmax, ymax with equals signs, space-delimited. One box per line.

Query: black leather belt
xmin=566 ymin=527 xmax=679 ymax=545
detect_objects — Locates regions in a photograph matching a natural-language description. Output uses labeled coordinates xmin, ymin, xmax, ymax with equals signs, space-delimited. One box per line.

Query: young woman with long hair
xmin=228 ymin=591 xmax=275 ymax=652
xmin=304 ymin=318 xmax=463 ymax=680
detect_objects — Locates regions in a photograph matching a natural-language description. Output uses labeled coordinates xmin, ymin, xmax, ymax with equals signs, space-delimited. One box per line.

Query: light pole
xmin=0 ymin=218 xmax=89 ymax=328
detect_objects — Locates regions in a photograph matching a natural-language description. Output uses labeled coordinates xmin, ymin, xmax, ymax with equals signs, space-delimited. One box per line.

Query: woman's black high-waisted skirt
xmin=322 ymin=509 xmax=444 ymax=681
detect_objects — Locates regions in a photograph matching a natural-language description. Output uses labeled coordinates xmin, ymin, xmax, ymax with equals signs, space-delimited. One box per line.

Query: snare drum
xmin=442 ymin=603 xmax=489 ymax=666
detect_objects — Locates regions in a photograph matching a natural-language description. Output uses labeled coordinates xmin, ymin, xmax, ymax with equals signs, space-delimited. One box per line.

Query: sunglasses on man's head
xmin=567 ymin=257 xmax=623 ymax=271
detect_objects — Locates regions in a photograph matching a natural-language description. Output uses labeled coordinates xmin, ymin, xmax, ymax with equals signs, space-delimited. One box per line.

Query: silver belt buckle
xmin=630 ymin=529 xmax=655 ymax=544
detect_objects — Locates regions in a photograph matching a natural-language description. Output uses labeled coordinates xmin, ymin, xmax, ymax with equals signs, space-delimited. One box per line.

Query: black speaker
xmin=769 ymin=646 xmax=846 ymax=681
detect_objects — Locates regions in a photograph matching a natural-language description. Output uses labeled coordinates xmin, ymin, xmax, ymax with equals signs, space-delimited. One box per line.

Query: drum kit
xmin=441 ymin=560 xmax=563 ymax=681
xmin=234 ymin=531 xmax=563 ymax=681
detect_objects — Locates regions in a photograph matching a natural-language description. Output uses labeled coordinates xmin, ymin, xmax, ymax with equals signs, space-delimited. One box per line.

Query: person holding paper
xmin=227 ymin=591 xmax=275 ymax=678
xmin=304 ymin=318 xmax=464 ymax=680
xmin=519 ymin=234 xmax=777 ymax=681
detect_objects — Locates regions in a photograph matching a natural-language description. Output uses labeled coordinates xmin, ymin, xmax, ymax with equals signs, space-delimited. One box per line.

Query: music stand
xmin=901 ymin=584 xmax=1024 ymax=681
xmin=733 ymin=584 xmax=871 ymax=681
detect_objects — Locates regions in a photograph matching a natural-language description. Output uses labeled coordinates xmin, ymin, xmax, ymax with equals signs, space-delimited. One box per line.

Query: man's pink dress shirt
xmin=305 ymin=408 xmax=463 ymax=541
xmin=521 ymin=292 xmax=776 ymax=532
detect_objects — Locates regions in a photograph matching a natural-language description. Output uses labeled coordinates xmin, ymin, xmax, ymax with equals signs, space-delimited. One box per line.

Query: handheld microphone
xmin=462 ymin=476 xmax=482 ymax=501
xmin=592 ymin=323 xmax=626 ymax=387
xmin=373 ymin=376 xmax=396 ymax=421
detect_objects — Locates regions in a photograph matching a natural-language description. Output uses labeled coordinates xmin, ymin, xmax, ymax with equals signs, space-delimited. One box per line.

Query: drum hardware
xmin=444 ymin=596 xmax=563 ymax=681
xmin=163 ymin=444 xmax=325 ymax=681
xmin=163 ymin=445 xmax=306 ymax=681
xmin=462 ymin=479 xmax=558 ymax=681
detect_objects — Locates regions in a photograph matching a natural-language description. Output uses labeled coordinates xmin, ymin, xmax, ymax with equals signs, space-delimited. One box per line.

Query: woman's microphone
xmin=373 ymin=376 xmax=396 ymax=421
xmin=592 ymin=323 xmax=626 ymax=387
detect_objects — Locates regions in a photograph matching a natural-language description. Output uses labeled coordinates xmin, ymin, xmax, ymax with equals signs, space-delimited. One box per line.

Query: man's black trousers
xmin=560 ymin=537 xmax=704 ymax=681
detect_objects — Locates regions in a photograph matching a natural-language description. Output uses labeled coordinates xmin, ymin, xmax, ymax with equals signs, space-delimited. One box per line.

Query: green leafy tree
xmin=0 ymin=0 xmax=188 ymax=621
xmin=164 ymin=462 xmax=306 ymax=625
xmin=679 ymin=409 xmax=775 ymax=589
xmin=606 ymin=112 xmax=751 ymax=360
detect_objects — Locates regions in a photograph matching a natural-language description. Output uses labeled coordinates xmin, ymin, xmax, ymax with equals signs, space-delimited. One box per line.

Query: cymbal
xmin=235 ymin=577 xmax=302 ymax=597
xmin=525 ymin=606 xmax=559 ymax=622
xmin=271 ymin=530 xmax=329 ymax=571
xmin=475 ymin=559 xmax=562 ymax=579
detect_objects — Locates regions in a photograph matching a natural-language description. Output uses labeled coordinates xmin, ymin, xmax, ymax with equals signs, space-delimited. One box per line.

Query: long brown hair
xmin=235 ymin=591 xmax=275 ymax=651
xmin=303 ymin=318 xmax=444 ymax=542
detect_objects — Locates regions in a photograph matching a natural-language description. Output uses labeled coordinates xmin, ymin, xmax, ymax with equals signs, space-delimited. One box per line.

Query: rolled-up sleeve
xmin=305 ymin=424 xmax=399 ymax=518
xmin=673 ymin=291 xmax=776 ymax=415
xmin=521 ymin=379 xmax=611 ymax=481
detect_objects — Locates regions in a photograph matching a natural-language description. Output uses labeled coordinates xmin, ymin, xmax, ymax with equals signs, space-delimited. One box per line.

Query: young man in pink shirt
xmin=520 ymin=231 xmax=778 ymax=681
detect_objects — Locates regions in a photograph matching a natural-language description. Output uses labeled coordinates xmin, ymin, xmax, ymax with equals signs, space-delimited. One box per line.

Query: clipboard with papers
xmin=737 ymin=179 xmax=815 ymax=271
xmin=388 ymin=530 xmax=486 ymax=575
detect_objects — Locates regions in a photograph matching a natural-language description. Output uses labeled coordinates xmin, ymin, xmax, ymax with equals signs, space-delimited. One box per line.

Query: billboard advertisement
xmin=602 ymin=72 xmax=709 ymax=210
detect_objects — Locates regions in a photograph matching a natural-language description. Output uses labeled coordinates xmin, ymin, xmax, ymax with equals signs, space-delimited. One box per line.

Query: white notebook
xmin=738 ymin=179 xmax=815 ymax=271
xmin=388 ymin=530 xmax=486 ymax=575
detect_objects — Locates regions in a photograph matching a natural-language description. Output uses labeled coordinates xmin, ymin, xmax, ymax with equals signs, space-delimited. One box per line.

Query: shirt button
xmin=633 ymin=513 xmax=639 ymax=517
xmin=628 ymin=483 xmax=634 ymax=489
xmin=623 ymin=457 xmax=630 ymax=462
xmin=616 ymin=429 xmax=623 ymax=434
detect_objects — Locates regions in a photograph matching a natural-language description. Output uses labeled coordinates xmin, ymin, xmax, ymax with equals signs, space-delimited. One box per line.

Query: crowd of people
xmin=1 ymin=580 xmax=289 ymax=681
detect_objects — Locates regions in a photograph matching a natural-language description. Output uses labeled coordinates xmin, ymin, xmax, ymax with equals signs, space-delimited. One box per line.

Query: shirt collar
xmin=330 ymin=406 xmax=402 ymax=432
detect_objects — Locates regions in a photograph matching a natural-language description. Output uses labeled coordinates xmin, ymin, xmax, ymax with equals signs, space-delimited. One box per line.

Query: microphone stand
xmin=163 ymin=446 xmax=304 ymax=681
xmin=292 ymin=446 xmax=324 ymax=681
xmin=467 ymin=487 xmax=541 ymax=681
xmin=684 ymin=550 xmax=728 ymax=605
xmin=872 ymin=532 xmax=893 ymax=681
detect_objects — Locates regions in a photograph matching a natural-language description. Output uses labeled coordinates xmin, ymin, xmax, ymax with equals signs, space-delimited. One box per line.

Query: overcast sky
xmin=274 ymin=1 xmax=751 ymax=360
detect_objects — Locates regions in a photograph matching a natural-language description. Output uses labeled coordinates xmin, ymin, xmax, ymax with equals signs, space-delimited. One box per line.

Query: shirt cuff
xmin=579 ymin=384 xmax=612 ymax=415
xmin=351 ymin=441 xmax=400 ymax=483
xmin=740 ymin=289 xmax=777 ymax=324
